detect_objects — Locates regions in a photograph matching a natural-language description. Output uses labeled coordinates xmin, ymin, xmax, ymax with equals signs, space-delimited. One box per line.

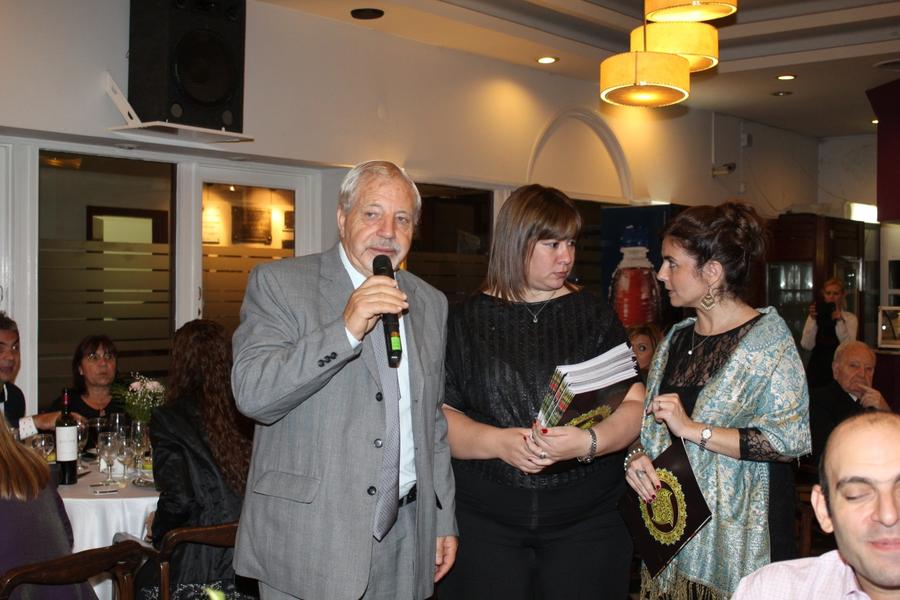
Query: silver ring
xmin=540 ymin=451 xmax=547 ymax=459
xmin=636 ymin=470 xmax=645 ymax=478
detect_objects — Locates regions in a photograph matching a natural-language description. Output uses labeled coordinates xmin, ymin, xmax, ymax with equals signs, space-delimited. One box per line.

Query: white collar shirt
xmin=732 ymin=550 xmax=872 ymax=600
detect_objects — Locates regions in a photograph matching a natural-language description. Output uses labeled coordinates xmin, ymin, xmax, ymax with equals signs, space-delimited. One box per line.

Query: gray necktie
xmin=372 ymin=320 xmax=401 ymax=541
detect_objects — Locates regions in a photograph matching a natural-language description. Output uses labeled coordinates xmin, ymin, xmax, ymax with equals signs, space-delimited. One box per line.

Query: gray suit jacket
xmin=231 ymin=245 xmax=456 ymax=600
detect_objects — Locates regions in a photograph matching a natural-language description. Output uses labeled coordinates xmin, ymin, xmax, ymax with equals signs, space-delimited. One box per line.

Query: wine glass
xmin=108 ymin=413 xmax=127 ymax=439
xmin=115 ymin=439 xmax=135 ymax=487
xmin=30 ymin=434 xmax=54 ymax=463
xmin=96 ymin=432 xmax=120 ymax=484
xmin=76 ymin=421 xmax=88 ymax=470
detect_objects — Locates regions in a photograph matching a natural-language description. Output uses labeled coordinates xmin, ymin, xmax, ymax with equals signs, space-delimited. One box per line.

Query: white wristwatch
xmin=699 ymin=426 xmax=712 ymax=451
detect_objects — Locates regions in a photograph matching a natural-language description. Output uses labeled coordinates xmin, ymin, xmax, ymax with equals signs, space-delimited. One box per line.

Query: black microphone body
xmin=372 ymin=255 xmax=402 ymax=367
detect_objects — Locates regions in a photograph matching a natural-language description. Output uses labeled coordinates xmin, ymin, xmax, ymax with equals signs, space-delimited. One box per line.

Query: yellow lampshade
xmin=600 ymin=51 xmax=690 ymax=107
xmin=630 ymin=22 xmax=718 ymax=72
xmin=645 ymin=0 xmax=737 ymax=22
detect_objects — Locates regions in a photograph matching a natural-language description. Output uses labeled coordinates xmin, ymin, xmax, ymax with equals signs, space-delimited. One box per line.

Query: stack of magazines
xmin=537 ymin=342 xmax=638 ymax=428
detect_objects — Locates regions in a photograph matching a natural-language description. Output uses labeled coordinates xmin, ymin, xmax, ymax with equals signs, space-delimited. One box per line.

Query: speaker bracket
xmin=103 ymin=72 xmax=253 ymax=144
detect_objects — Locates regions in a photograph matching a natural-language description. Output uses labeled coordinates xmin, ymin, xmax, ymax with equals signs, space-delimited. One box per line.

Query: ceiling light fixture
xmin=771 ymin=90 xmax=792 ymax=96
xmin=776 ymin=74 xmax=796 ymax=81
xmin=630 ymin=22 xmax=718 ymax=72
xmin=872 ymin=119 xmax=879 ymax=125
xmin=350 ymin=8 xmax=384 ymax=20
xmin=537 ymin=56 xmax=558 ymax=65
xmin=600 ymin=51 xmax=690 ymax=107
xmin=645 ymin=0 xmax=737 ymax=22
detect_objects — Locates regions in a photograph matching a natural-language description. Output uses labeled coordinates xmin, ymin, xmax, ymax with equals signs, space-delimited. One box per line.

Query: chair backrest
xmin=157 ymin=522 xmax=239 ymax=600
xmin=0 ymin=539 xmax=145 ymax=600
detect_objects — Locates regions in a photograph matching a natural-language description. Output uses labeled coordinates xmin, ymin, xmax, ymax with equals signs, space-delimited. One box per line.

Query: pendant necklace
xmin=687 ymin=328 xmax=711 ymax=357
xmin=524 ymin=290 xmax=556 ymax=323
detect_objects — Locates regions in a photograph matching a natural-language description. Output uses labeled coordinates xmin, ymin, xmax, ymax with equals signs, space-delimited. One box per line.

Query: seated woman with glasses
xmin=18 ymin=335 xmax=124 ymax=437
xmin=50 ymin=335 xmax=124 ymax=420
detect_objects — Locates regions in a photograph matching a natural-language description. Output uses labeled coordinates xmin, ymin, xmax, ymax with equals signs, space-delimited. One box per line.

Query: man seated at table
xmin=732 ymin=411 xmax=900 ymax=599
xmin=0 ymin=311 xmax=81 ymax=438
xmin=808 ymin=340 xmax=891 ymax=464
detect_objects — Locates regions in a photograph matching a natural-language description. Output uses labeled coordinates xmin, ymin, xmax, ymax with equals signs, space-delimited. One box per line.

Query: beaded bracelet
xmin=623 ymin=446 xmax=646 ymax=472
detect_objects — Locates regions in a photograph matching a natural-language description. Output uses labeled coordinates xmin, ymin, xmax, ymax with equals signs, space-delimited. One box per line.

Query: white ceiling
xmin=259 ymin=0 xmax=900 ymax=139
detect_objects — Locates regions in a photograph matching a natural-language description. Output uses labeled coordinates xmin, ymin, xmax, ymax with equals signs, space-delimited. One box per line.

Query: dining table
xmin=57 ymin=465 xmax=159 ymax=600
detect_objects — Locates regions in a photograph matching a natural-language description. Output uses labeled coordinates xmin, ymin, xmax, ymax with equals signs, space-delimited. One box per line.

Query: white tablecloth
xmin=59 ymin=467 xmax=159 ymax=600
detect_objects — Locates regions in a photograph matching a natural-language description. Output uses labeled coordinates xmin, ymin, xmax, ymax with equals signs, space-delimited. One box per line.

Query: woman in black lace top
xmin=624 ymin=203 xmax=810 ymax=600
xmin=438 ymin=185 xmax=646 ymax=600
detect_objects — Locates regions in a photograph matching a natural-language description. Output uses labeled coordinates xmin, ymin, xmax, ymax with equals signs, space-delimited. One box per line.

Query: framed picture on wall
xmin=284 ymin=210 xmax=295 ymax=232
xmin=232 ymin=207 xmax=272 ymax=244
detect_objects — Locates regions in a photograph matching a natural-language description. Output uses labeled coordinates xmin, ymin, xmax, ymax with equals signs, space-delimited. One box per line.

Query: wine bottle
xmin=56 ymin=388 xmax=78 ymax=485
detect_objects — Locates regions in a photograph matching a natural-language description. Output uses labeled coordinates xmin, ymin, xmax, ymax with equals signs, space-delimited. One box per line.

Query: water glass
xmin=76 ymin=421 xmax=88 ymax=468
xmin=96 ymin=432 xmax=121 ymax=484
xmin=87 ymin=417 xmax=107 ymax=451
xmin=30 ymin=434 xmax=55 ymax=462
xmin=108 ymin=413 xmax=128 ymax=438
xmin=131 ymin=421 xmax=152 ymax=484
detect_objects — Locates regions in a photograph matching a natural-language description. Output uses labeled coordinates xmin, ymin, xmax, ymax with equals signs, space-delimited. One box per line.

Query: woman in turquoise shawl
xmin=625 ymin=203 xmax=810 ymax=600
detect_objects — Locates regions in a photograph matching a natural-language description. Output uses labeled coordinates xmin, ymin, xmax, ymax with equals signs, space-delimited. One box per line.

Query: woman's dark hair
xmin=482 ymin=184 xmax=582 ymax=302
xmin=71 ymin=335 xmax=118 ymax=394
xmin=661 ymin=202 xmax=768 ymax=300
xmin=167 ymin=319 xmax=253 ymax=495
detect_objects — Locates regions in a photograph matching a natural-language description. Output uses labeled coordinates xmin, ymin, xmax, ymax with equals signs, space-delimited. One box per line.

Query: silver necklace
xmin=687 ymin=328 xmax=711 ymax=357
xmin=524 ymin=291 xmax=556 ymax=323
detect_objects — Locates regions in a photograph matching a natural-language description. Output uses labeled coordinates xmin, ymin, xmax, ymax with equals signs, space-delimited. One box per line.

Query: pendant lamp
xmin=630 ymin=22 xmax=718 ymax=72
xmin=599 ymin=51 xmax=689 ymax=107
xmin=645 ymin=0 xmax=737 ymax=22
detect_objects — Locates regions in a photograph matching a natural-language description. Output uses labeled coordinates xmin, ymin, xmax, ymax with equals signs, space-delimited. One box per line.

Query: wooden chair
xmin=120 ymin=522 xmax=239 ymax=600
xmin=0 ymin=539 xmax=145 ymax=600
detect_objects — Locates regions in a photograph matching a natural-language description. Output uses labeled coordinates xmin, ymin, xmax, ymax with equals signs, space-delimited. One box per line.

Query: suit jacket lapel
xmin=319 ymin=245 xmax=380 ymax=383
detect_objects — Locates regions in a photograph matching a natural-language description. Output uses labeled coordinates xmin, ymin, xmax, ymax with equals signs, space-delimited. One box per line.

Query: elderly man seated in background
xmin=732 ymin=411 xmax=900 ymax=600
xmin=808 ymin=340 xmax=891 ymax=464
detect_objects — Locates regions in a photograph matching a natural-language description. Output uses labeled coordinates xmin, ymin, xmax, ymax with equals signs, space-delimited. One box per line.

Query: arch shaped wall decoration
xmin=526 ymin=107 xmax=634 ymax=202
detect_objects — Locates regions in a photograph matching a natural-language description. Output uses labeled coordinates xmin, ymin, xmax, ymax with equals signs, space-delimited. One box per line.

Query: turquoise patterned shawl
xmin=640 ymin=308 xmax=810 ymax=599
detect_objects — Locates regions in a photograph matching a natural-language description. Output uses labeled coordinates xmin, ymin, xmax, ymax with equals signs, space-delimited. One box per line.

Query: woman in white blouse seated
xmin=801 ymin=277 xmax=857 ymax=389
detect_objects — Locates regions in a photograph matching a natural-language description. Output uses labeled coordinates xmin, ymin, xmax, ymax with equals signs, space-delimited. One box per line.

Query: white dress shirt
xmin=732 ymin=550 xmax=872 ymax=600
xmin=339 ymin=245 xmax=416 ymax=498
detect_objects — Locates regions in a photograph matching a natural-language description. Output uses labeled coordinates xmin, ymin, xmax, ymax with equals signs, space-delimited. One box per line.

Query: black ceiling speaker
xmin=128 ymin=0 xmax=246 ymax=132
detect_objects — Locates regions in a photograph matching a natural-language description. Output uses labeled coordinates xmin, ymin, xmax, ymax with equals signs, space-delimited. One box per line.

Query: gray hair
xmin=832 ymin=340 xmax=875 ymax=366
xmin=338 ymin=161 xmax=422 ymax=225
xmin=0 ymin=311 xmax=17 ymax=334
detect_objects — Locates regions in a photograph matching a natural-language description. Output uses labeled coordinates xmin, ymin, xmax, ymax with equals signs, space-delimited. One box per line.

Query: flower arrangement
xmin=123 ymin=373 xmax=166 ymax=423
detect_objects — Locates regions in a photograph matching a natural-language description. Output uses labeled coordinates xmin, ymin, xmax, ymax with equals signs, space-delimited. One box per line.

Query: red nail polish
xmin=541 ymin=428 xmax=548 ymax=434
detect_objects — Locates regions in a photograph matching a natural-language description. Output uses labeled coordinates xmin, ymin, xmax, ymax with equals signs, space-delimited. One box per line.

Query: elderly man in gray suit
xmin=231 ymin=160 xmax=458 ymax=600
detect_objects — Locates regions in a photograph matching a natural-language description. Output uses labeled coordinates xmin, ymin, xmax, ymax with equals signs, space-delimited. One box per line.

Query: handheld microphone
xmin=372 ymin=254 xmax=402 ymax=368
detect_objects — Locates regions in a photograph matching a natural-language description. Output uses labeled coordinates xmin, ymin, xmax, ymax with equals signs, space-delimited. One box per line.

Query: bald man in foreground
xmin=733 ymin=411 xmax=900 ymax=599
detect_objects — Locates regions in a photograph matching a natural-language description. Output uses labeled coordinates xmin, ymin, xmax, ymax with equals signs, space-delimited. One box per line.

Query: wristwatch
xmin=699 ymin=426 xmax=712 ymax=451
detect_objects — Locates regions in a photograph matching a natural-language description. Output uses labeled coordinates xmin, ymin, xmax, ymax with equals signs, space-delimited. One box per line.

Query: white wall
xmin=818 ymin=135 xmax=877 ymax=214
xmin=0 ymin=0 xmax=820 ymax=217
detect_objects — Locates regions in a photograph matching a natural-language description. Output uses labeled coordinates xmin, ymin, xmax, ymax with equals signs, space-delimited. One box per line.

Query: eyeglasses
xmin=86 ymin=352 xmax=116 ymax=362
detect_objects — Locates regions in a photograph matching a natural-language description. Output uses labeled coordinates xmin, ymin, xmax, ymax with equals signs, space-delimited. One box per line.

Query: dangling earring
xmin=700 ymin=286 xmax=717 ymax=311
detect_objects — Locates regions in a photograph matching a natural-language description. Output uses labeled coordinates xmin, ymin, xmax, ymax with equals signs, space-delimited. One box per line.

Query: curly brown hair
xmin=168 ymin=319 xmax=253 ymax=495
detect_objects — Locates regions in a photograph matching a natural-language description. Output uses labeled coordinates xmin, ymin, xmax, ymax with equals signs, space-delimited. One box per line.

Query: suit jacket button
xmin=375 ymin=392 xmax=383 ymax=402
xmin=367 ymin=486 xmax=377 ymax=496
xmin=330 ymin=352 xmax=337 ymax=359
xmin=317 ymin=360 xmax=325 ymax=367
xmin=323 ymin=355 xmax=331 ymax=362
xmin=374 ymin=438 xmax=383 ymax=448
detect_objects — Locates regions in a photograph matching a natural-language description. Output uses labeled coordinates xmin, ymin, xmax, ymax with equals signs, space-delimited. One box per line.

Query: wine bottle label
xmin=56 ymin=426 xmax=78 ymax=462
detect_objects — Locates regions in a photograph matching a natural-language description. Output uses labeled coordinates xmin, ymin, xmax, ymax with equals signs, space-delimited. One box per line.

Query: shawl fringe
xmin=640 ymin=566 xmax=727 ymax=600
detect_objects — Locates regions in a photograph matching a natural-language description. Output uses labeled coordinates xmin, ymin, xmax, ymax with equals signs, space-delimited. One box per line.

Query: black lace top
xmin=444 ymin=290 xmax=639 ymax=490
xmin=661 ymin=315 xmax=789 ymax=461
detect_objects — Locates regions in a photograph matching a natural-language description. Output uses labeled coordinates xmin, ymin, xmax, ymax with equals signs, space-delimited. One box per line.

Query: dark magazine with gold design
xmin=618 ymin=438 xmax=712 ymax=578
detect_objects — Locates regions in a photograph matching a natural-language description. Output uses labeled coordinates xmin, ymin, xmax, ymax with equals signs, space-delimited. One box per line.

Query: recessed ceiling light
xmin=776 ymin=74 xmax=796 ymax=81
xmin=872 ymin=119 xmax=879 ymax=125
xmin=351 ymin=8 xmax=384 ymax=20
xmin=537 ymin=56 xmax=558 ymax=65
xmin=771 ymin=91 xmax=793 ymax=97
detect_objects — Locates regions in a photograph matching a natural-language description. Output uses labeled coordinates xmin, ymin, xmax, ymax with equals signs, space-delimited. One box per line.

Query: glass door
xmin=766 ymin=261 xmax=814 ymax=345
